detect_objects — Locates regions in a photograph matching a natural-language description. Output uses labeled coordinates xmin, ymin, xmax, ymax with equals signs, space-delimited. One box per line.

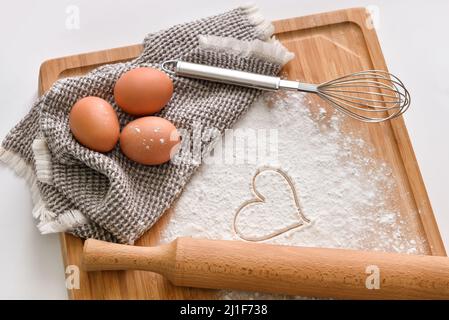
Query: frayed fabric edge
xmin=32 ymin=138 xmax=53 ymax=184
xmin=240 ymin=4 xmax=275 ymax=40
xmin=198 ymin=35 xmax=295 ymax=66
xmin=37 ymin=209 xmax=88 ymax=234
xmin=0 ymin=146 xmax=88 ymax=234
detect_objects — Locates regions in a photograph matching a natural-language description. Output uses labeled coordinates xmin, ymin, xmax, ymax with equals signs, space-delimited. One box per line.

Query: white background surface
xmin=0 ymin=0 xmax=448 ymax=299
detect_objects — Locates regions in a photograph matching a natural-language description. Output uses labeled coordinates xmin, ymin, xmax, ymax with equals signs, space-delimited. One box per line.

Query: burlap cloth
xmin=0 ymin=6 xmax=293 ymax=243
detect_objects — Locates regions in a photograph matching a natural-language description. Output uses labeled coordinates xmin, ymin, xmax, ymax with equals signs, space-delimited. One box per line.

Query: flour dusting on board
xmin=159 ymin=91 xmax=427 ymax=299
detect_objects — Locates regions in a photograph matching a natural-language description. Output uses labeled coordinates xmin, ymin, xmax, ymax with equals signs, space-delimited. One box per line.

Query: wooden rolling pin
xmin=83 ymin=237 xmax=449 ymax=299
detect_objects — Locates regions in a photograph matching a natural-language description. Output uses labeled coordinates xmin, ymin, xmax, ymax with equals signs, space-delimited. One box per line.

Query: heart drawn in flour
xmin=233 ymin=167 xmax=311 ymax=242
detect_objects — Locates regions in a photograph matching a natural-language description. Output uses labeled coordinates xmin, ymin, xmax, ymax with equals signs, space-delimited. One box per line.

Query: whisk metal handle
xmin=173 ymin=60 xmax=280 ymax=90
xmin=163 ymin=60 xmax=318 ymax=93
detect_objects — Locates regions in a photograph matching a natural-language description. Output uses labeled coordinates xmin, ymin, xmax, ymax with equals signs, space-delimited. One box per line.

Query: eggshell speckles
xmin=114 ymin=67 xmax=173 ymax=116
xmin=120 ymin=117 xmax=180 ymax=165
xmin=69 ymin=96 xmax=120 ymax=152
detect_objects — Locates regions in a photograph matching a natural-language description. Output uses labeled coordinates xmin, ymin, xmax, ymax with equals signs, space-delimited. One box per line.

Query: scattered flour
xmin=158 ymin=91 xmax=428 ymax=299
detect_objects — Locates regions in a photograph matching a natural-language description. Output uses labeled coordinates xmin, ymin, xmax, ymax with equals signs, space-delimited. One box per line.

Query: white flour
xmin=159 ymin=91 xmax=427 ymax=299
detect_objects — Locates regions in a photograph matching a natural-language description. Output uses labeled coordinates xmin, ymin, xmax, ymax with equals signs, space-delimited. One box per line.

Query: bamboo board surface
xmin=38 ymin=8 xmax=446 ymax=299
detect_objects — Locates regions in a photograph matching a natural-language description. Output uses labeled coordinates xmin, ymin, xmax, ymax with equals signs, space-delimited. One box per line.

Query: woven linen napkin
xmin=0 ymin=5 xmax=294 ymax=244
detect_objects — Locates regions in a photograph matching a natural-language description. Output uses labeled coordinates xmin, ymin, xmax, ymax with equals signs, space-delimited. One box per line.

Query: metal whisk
xmin=162 ymin=60 xmax=410 ymax=123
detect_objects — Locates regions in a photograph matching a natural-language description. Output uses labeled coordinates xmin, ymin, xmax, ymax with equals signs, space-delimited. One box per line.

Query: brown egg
xmin=69 ymin=96 xmax=120 ymax=152
xmin=120 ymin=117 xmax=180 ymax=165
xmin=114 ymin=67 xmax=173 ymax=116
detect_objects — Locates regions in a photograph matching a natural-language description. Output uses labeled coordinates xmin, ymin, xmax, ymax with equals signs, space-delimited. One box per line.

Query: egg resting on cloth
xmin=0 ymin=5 xmax=294 ymax=244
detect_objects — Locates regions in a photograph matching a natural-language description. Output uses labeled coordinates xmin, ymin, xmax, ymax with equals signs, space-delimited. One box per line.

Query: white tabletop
xmin=1 ymin=0 xmax=448 ymax=299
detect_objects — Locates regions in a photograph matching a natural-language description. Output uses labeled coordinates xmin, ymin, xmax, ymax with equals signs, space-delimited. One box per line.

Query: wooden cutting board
xmin=38 ymin=8 xmax=446 ymax=299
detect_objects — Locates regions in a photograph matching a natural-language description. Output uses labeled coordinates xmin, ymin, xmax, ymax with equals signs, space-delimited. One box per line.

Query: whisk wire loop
xmin=316 ymin=70 xmax=410 ymax=122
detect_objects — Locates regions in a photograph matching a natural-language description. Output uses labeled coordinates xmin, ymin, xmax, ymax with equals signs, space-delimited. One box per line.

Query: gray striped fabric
xmin=1 ymin=7 xmax=285 ymax=244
